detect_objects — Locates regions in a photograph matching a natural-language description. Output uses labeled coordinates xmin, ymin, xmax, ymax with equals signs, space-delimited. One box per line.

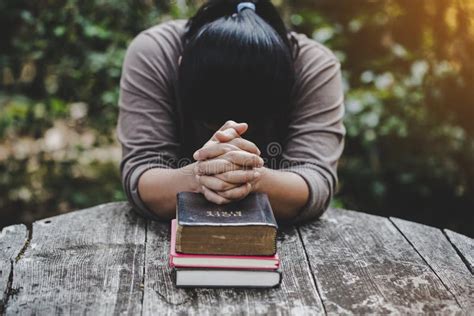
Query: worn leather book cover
xmin=176 ymin=192 xmax=278 ymax=256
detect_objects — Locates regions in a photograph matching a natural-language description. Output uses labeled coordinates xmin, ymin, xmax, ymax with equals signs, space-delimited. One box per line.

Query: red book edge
xmin=169 ymin=219 xmax=279 ymax=270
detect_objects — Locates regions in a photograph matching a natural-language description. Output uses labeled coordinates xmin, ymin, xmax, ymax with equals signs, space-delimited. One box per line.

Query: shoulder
xmin=125 ymin=19 xmax=187 ymax=62
xmin=141 ymin=19 xmax=187 ymax=46
xmin=289 ymin=31 xmax=342 ymax=102
xmin=291 ymin=31 xmax=340 ymax=75
xmin=123 ymin=20 xmax=188 ymax=84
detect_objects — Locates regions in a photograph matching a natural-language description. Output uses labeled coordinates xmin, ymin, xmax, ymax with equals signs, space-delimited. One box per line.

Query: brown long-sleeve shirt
xmin=117 ymin=19 xmax=345 ymax=223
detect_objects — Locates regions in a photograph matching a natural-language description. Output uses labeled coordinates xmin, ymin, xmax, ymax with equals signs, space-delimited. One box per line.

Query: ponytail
xmin=184 ymin=0 xmax=298 ymax=59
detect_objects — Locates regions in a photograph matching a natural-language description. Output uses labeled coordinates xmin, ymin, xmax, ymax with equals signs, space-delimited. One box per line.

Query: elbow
xmin=290 ymin=197 xmax=330 ymax=225
xmin=290 ymin=172 xmax=334 ymax=225
xmin=122 ymin=164 xmax=173 ymax=222
xmin=125 ymin=181 xmax=170 ymax=223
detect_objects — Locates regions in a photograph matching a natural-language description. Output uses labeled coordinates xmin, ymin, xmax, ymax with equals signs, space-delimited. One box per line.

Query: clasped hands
xmin=193 ymin=121 xmax=264 ymax=205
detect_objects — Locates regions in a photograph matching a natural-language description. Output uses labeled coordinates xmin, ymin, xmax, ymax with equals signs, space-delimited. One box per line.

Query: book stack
xmin=170 ymin=192 xmax=281 ymax=288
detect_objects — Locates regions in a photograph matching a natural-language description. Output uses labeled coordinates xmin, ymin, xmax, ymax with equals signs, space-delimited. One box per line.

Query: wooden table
xmin=0 ymin=202 xmax=472 ymax=315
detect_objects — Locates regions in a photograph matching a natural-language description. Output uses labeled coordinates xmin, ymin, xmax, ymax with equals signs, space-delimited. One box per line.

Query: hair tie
xmin=237 ymin=2 xmax=256 ymax=13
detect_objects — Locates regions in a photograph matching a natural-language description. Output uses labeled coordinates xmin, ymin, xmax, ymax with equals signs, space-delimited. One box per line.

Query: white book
xmin=174 ymin=269 xmax=282 ymax=288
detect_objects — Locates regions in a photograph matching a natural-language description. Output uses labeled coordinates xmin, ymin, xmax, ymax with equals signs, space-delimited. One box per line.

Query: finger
xmin=202 ymin=122 xmax=237 ymax=148
xmin=201 ymin=127 xmax=241 ymax=151
xmin=211 ymin=121 xmax=248 ymax=143
xmin=195 ymin=143 xmax=240 ymax=161
xmin=197 ymin=175 xmax=240 ymax=192
xmin=218 ymin=121 xmax=248 ymax=135
xmin=214 ymin=128 xmax=240 ymax=143
xmin=200 ymin=122 xmax=248 ymax=153
xmin=215 ymin=170 xmax=261 ymax=185
xmin=218 ymin=120 xmax=238 ymax=131
xmin=234 ymin=123 xmax=248 ymax=136
xmin=221 ymin=151 xmax=264 ymax=168
xmin=195 ymin=159 xmax=242 ymax=175
xmin=201 ymin=186 xmax=232 ymax=205
xmin=227 ymin=138 xmax=261 ymax=155
xmin=217 ymin=183 xmax=252 ymax=201
xmin=194 ymin=137 xmax=261 ymax=161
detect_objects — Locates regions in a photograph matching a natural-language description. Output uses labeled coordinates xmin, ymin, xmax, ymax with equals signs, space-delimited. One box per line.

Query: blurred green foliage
xmin=0 ymin=0 xmax=473 ymax=236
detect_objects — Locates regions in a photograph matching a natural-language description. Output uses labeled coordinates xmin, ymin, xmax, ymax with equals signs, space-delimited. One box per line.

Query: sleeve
xmin=281 ymin=48 xmax=346 ymax=224
xmin=117 ymin=30 xmax=180 ymax=220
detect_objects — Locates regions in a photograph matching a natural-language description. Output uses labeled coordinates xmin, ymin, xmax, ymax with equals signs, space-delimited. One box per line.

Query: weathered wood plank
xmin=299 ymin=208 xmax=461 ymax=314
xmin=391 ymin=218 xmax=474 ymax=310
xmin=143 ymin=221 xmax=324 ymax=315
xmin=0 ymin=225 xmax=28 ymax=307
xmin=444 ymin=229 xmax=474 ymax=274
xmin=5 ymin=202 xmax=146 ymax=315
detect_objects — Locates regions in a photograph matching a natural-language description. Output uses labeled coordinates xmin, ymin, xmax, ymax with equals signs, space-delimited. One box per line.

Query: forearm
xmin=253 ymin=167 xmax=309 ymax=222
xmin=138 ymin=163 xmax=200 ymax=220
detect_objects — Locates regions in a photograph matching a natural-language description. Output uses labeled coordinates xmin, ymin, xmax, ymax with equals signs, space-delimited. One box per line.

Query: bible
xmin=170 ymin=219 xmax=280 ymax=269
xmin=176 ymin=192 xmax=278 ymax=256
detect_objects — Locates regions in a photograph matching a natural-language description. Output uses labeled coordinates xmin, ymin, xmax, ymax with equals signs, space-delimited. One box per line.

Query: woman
xmin=117 ymin=0 xmax=345 ymax=224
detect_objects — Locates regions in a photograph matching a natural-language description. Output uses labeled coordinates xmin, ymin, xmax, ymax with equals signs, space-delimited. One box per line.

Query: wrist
xmin=252 ymin=167 xmax=268 ymax=193
xmin=180 ymin=162 xmax=201 ymax=193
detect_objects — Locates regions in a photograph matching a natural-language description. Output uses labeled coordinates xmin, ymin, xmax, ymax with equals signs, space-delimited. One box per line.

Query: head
xmin=178 ymin=0 xmax=298 ymax=128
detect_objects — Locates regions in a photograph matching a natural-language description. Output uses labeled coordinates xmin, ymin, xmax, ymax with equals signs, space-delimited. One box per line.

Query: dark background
xmin=1 ymin=0 xmax=473 ymax=237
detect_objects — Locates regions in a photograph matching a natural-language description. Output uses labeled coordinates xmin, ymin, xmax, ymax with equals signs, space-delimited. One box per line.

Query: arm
xmin=117 ymin=29 xmax=182 ymax=220
xmin=252 ymin=168 xmax=309 ymax=222
xmin=277 ymin=53 xmax=346 ymax=223
xmin=138 ymin=164 xmax=199 ymax=220
xmin=138 ymin=122 xmax=260 ymax=219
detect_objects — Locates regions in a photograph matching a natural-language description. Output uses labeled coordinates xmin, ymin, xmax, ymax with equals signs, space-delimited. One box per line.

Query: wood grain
xmin=299 ymin=208 xmax=462 ymax=314
xmin=391 ymin=218 xmax=474 ymax=310
xmin=445 ymin=229 xmax=474 ymax=274
xmin=0 ymin=224 xmax=28 ymax=307
xmin=142 ymin=221 xmax=324 ymax=315
xmin=5 ymin=202 xmax=146 ymax=315
xmin=1 ymin=202 xmax=467 ymax=314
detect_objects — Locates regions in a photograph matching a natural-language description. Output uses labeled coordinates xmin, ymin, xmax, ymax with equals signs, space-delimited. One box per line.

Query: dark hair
xmin=178 ymin=0 xmax=298 ymax=124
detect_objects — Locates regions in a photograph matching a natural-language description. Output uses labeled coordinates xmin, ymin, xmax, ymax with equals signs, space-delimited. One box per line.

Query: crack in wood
xmin=296 ymin=226 xmax=328 ymax=316
xmin=0 ymin=261 xmax=14 ymax=315
xmin=14 ymin=224 xmax=32 ymax=264
xmin=140 ymin=220 xmax=148 ymax=316
xmin=444 ymin=230 xmax=474 ymax=275
xmin=14 ymin=240 xmax=30 ymax=264
xmin=1 ymin=225 xmax=31 ymax=315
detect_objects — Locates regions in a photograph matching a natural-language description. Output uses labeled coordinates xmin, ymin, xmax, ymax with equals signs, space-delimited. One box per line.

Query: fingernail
xmin=193 ymin=151 xmax=200 ymax=160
